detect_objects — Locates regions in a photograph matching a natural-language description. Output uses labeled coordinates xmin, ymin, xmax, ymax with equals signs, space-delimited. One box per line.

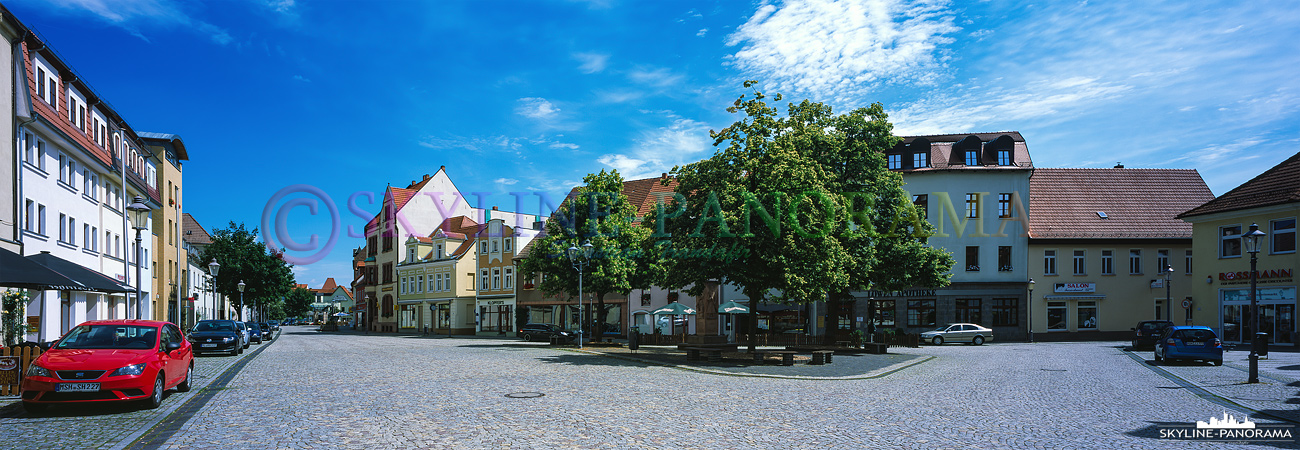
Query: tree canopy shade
xmin=199 ymin=222 xmax=296 ymax=321
xmin=646 ymin=81 xmax=953 ymax=351
xmin=518 ymin=169 xmax=656 ymax=341
xmin=283 ymin=287 xmax=315 ymax=319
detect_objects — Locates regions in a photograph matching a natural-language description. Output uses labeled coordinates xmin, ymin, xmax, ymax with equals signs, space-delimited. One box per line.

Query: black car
xmin=519 ymin=323 xmax=574 ymax=342
xmin=258 ymin=322 xmax=274 ymax=341
xmin=188 ymin=320 xmax=245 ymax=355
xmin=245 ymin=322 xmax=263 ymax=344
xmin=1132 ymin=320 xmax=1175 ymax=350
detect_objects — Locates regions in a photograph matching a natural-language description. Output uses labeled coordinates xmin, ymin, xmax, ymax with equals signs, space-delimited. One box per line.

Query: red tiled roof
xmin=1029 ymin=168 xmax=1214 ymax=239
xmin=1179 ymin=151 xmax=1300 ymax=218
xmin=181 ymin=213 xmax=213 ymax=245
xmin=322 ymin=278 xmax=338 ymax=291
xmin=365 ymin=186 xmax=421 ymax=234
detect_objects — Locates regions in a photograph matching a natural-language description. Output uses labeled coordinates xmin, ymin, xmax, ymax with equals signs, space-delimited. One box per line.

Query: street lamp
xmin=1243 ymin=223 xmax=1267 ymax=384
xmin=1027 ymin=279 xmax=1035 ymax=343
xmin=207 ymin=259 xmax=221 ymax=319
xmin=1164 ymin=264 xmax=1174 ymax=322
xmin=126 ymin=196 xmax=151 ymax=320
xmin=238 ymin=280 xmax=246 ymax=322
xmin=566 ymin=241 xmax=594 ymax=349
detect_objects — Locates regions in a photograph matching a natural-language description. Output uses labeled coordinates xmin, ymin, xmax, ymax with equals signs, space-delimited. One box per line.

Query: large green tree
xmin=518 ymin=169 xmax=655 ymax=342
xmin=283 ymin=286 xmax=315 ymax=319
xmin=199 ymin=222 xmax=296 ymax=321
xmin=648 ymin=82 xmax=951 ymax=351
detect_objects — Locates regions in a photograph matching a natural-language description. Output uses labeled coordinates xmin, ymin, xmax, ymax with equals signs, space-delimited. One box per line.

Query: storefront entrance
xmin=1221 ymin=287 xmax=1296 ymax=345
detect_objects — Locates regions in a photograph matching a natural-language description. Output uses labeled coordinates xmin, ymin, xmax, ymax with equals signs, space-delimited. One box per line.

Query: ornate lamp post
xmin=1164 ymin=264 xmax=1174 ymax=322
xmin=566 ymin=241 xmax=594 ymax=349
xmin=1243 ymin=223 xmax=1267 ymax=384
xmin=1028 ymin=279 xmax=1035 ymax=343
xmin=238 ymin=280 xmax=246 ymax=322
xmin=126 ymin=197 xmax=152 ymax=320
xmin=207 ymin=259 xmax=221 ymax=319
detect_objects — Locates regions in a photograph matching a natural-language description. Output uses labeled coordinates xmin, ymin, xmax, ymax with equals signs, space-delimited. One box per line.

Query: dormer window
xmin=436 ymin=244 xmax=444 ymax=258
xmin=997 ymin=149 xmax=1012 ymax=166
xmin=504 ymin=239 xmax=512 ymax=252
xmin=887 ymin=154 xmax=901 ymax=169
xmin=964 ymin=150 xmax=979 ymax=166
xmin=408 ymin=247 xmax=416 ymax=262
xmin=913 ymin=152 xmax=928 ymax=168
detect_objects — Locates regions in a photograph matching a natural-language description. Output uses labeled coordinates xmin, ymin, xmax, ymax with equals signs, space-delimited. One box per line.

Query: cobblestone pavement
xmin=71 ymin=329 xmax=1294 ymax=449
xmin=0 ymin=330 xmax=278 ymax=450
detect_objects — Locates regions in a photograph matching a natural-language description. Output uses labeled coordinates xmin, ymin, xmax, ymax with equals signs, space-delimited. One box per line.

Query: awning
xmin=26 ymin=251 xmax=132 ymax=293
xmin=0 ymin=247 xmax=90 ymax=291
xmin=1044 ymin=294 xmax=1107 ymax=300
xmin=718 ymin=300 xmax=750 ymax=314
xmin=651 ymin=302 xmax=696 ymax=315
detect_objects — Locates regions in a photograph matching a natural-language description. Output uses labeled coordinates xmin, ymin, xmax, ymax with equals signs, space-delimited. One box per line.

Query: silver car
xmin=920 ymin=323 xmax=993 ymax=345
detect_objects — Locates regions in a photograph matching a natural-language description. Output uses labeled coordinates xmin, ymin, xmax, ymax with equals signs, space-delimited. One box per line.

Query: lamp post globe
xmin=126 ymin=196 xmax=151 ymax=320
xmin=1164 ymin=264 xmax=1174 ymax=323
xmin=1242 ymin=223 xmax=1267 ymax=383
xmin=1027 ymin=279 xmax=1035 ymax=343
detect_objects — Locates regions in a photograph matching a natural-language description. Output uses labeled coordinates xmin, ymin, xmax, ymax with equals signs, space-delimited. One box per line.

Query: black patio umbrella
xmin=26 ymin=251 xmax=132 ymax=293
xmin=0 ymin=247 xmax=89 ymax=291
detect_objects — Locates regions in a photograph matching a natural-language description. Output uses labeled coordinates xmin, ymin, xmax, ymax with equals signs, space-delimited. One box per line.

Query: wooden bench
xmin=752 ymin=350 xmax=797 ymax=366
xmin=863 ymin=343 xmax=888 ymax=354
xmin=810 ymin=350 xmax=834 ymax=365
xmin=680 ymin=346 xmax=725 ymax=362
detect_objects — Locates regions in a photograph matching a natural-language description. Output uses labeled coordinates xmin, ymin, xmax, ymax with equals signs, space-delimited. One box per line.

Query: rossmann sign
xmin=1219 ymin=269 xmax=1293 ymax=281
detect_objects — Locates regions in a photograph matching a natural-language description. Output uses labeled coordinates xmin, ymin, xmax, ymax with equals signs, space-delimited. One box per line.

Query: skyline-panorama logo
xmin=1159 ymin=411 xmax=1294 ymax=442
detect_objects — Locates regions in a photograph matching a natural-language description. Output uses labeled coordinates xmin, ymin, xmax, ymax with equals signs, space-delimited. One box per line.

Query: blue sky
xmin=11 ymin=0 xmax=1300 ymax=287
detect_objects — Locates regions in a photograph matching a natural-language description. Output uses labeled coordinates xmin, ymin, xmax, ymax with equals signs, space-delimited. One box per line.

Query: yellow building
xmin=1179 ymin=152 xmax=1300 ymax=346
xmin=139 ymin=133 xmax=187 ymax=328
xmin=395 ymin=216 xmax=480 ymax=335
xmin=1028 ymin=168 xmax=1214 ymax=340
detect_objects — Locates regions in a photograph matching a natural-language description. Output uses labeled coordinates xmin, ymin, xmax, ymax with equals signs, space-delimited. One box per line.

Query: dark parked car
xmin=1132 ymin=320 xmax=1174 ymax=350
xmin=233 ymin=321 xmax=251 ymax=349
xmin=267 ymin=320 xmax=281 ymax=331
xmin=1155 ymin=326 xmax=1223 ymax=366
xmin=188 ymin=320 xmax=244 ymax=355
xmin=258 ymin=322 xmax=273 ymax=340
xmin=244 ymin=322 xmax=263 ymax=344
xmin=518 ymin=323 xmax=574 ymax=342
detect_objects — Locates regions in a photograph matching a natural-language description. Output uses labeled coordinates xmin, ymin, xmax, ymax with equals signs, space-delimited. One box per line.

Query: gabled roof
xmin=1179 ymin=151 xmax=1300 ymax=218
xmin=1029 ymin=168 xmax=1214 ymax=239
xmin=889 ymin=132 xmax=1032 ymax=172
xmin=181 ymin=213 xmax=212 ymax=245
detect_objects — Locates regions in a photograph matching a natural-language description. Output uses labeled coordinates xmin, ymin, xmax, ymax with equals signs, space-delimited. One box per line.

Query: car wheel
xmin=1154 ymin=350 xmax=1163 ymax=362
xmin=22 ymin=402 xmax=47 ymax=414
xmin=177 ymin=364 xmax=193 ymax=392
xmin=521 ymin=333 xmax=532 ymax=342
xmin=1213 ymin=359 xmax=1223 ymax=366
xmin=932 ymin=336 xmax=944 ymax=345
xmin=973 ymin=336 xmax=985 ymax=346
xmin=142 ymin=374 xmax=165 ymax=410
xmin=238 ymin=345 xmax=244 ymax=355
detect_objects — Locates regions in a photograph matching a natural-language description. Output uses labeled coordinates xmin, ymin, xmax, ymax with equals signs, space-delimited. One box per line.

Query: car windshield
xmin=195 ymin=321 xmax=234 ymax=332
xmin=934 ymin=324 xmax=957 ymax=331
xmin=56 ymin=325 xmax=157 ymax=350
xmin=1141 ymin=322 xmax=1170 ymax=331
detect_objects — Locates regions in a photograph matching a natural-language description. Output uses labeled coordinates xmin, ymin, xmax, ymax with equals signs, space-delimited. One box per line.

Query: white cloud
xmin=573 ymin=52 xmax=610 ymax=74
xmin=697 ymin=28 xmax=709 ymax=37
xmin=549 ymin=142 xmax=580 ymax=150
xmin=596 ymin=154 xmax=648 ymax=174
xmin=515 ymin=97 xmax=561 ymax=120
xmin=265 ymin=0 xmax=295 ymax=13
xmin=494 ymin=178 xmax=520 ymax=185
xmin=46 ymin=0 xmax=234 ymax=45
xmin=595 ymin=112 xmax=713 ymax=179
xmin=726 ymin=0 xmax=958 ymax=102
xmin=628 ymin=67 xmax=684 ymax=88
xmin=293 ymin=75 xmax=311 ymax=82
xmin=891 ymin=77 xmax=1132 ymax=135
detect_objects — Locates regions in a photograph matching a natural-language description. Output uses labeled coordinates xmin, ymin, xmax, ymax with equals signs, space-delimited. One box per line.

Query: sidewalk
xmin=1132 ymin=343 xmax=1300 ymax=425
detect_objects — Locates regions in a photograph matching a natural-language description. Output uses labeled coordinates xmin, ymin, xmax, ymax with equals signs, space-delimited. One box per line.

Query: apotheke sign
xmin=1055 ymin=283 xmax=1096 ymax=293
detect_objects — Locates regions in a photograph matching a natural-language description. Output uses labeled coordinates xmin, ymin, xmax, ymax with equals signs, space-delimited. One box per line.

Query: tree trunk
xmin=593 ymin=292 xmax=609 ymax=343
xmin=745 ymin=288 xmax=762 ymax=353
xmin=824 ymin=293 xmax=840 ymax=346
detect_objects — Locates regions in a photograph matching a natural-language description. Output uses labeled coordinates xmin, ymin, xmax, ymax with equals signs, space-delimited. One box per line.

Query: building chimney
xmin=492 ymin=206 xmax=498 ymax=211
xmin=423 ymin=174 xmax=430 ymax=181
xmin=661 ymin=172 xmax=668 ymax=180
xmin=439 ymin=165 xmax=446 ymax=172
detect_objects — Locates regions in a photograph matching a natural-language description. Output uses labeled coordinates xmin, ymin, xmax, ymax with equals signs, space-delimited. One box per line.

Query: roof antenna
xmin=1114 ymin=162 xmax=1124 ymax=168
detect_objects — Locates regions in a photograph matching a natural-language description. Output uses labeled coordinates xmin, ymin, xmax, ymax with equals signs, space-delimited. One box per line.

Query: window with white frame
xmin=83 ymin=224 xmax=90 ymax=249
xmin=58 ymin=154 xmax=67 ymax=183
xmin=36 ymin=140 xmax=46 ymax=171
xmin=1101 ymin=250 xmax=1114 ymax=275
xmin=504 ymin=239 xmax=511 ymax=252
xmin=492 ymin=268 xmax=501 ymax=290
xmin=1077 ymin=301 xmax=1098 ymax=329
xmin=1185 ymin=249 xmax=1193 ymax=274
xmin=418 ymin=275 xmax=424 ymax=293
xmin=1220 ymin=225 xmax=1242 ymax=258
xmin=480 ymin=269 xmax=489 ymax=290
xmin=24 ymin=200 xmax=34 ymax=232
xmin=887 ymin=154 xmax=901 ymax=169
xmin=504 ymin=268 xmax=513 ymax=289
xmin=1044 ymin=250 xmax=1057 ymax=275
xmin=38 ymin=205 xmax=46 ymax=236
xmin=965 ymin=193 xmax=979 ymax=219
xmin=1273 ymin=218 xmax=1296 ymax=254
xmin=435 ymin=273 xmax=443 ymax=292
xmin=58 ymin=213 xmax=66 ymax=242
xmin=1129 ymin=249 xmax=1142 ymax=275
xmin=68 ymin=217 xmax=75 ymax=246
xmin=492 ymin=239 xmax=498 ymax=253
xmin=1073 ymin=250 xmax=1085 ymax=275
xmin=91 ymin=226 xmax=97 ymax=252
xmin=480 ymin=241 xmax=488 ymax=254
xmin=400 ymin=276 xmax=407 ymax=294
xmin=23 ymin=133 xmax=33 ymax=165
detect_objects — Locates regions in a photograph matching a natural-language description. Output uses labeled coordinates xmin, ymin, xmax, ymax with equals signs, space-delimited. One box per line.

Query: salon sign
xmin=1055 ymin=282 xmax=1096 ymax=293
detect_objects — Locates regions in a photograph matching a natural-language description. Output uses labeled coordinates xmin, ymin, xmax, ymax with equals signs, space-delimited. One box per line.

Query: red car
xmin=22 ymin=320 xmax=194 ymax=412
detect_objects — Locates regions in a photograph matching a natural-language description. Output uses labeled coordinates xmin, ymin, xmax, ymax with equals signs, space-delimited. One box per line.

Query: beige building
xmin=0 ymin=7 xmax=20 ymax=253
xmin=1027 ymin=168 xmax=1214 ymax=340
xmin=396 ymin=216 xmax=480 ymax=335
xmin=1179 ymin=152 xmax=1300 ymax=345
xmin=140 ymin=133 xmax=187 ymax=327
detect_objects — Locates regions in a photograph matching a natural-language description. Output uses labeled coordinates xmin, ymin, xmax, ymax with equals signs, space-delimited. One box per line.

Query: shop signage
xmin=485 ymin=300 xmax=507 ymax=305
xmin=1055 ymin=282 xmax=1096 ymax=293
xmin=863 ymin=289 xmax=936 ymax=298
xmin=1219 ymin=268 xmax=1293 ymax=281
xmin=0 ymin=357 xmax=18 ymax=386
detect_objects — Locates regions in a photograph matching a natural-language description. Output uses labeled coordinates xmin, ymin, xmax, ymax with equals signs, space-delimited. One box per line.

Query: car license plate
xmin=55 ymin=383 xmax=100 ymax=392
xmin=1185 ymin=341 xmax=1203 ymax=346
xmin=201 ymin=344 xmax=218 ymax=348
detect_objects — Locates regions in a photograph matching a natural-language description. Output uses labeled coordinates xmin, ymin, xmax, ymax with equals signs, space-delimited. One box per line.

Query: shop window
xmin=1047 ymin=302 xmax=1067 ymax=330
xmin=1077 ymin=301 xmax=1098 ymax=330
xmin=906 ymin=299 xmax=935 ymax=327
xmin=955 ymin=299 xmax=981 ymax=324
xmin=870 ymin=299 xmax=896 ymax=327
xmin=1220 ymin=225 xmax=1242 ymax=258
xmin=991 ymin=298 xmax=1018 ymax=326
